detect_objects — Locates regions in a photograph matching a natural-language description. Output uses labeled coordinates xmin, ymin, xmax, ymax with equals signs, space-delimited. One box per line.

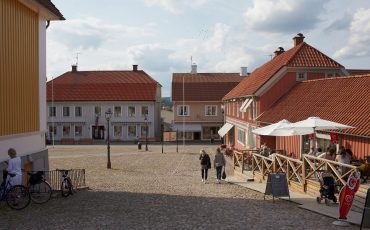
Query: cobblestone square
xmin=0 ymin=145 xmax=357 ymax=229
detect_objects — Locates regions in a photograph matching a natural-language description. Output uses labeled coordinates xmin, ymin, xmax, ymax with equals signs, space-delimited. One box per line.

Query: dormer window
xmin=296 ymin=72 xmax=307 ymax=81
xmin=325 ymin=72 xmax=335 ymax=78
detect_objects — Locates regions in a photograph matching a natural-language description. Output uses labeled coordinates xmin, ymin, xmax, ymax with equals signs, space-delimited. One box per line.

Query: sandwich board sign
xmin=264 ymin=173 xmax=290 ymax=202
xmin=360 ymin=188 xmax=370 ymax=230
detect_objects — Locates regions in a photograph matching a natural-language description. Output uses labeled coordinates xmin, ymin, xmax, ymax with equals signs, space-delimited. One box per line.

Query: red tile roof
xmin=35 ymin=0 xmax=65 ymax=20
xmin=47 ymin=70 xmax=158 ymax=101
xmin=257 ymin=75 xmax=370 ymax=136
xmin=347 ymin=69 xmax=370 ymax=76
xmin=223 ymin=42 xmax=343 ymax=100
xmin=172 ymin=73 xmax=243 ymax=101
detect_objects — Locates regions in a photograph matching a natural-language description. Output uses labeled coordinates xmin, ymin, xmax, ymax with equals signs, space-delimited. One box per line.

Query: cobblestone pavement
xmin=0 ymin=145 xmax=358 ymax=229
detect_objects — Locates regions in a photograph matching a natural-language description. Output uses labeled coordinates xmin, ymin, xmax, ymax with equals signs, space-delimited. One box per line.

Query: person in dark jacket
xmin=199 ymin=149 xmax=211 ymax=183
xmin=214 ymin=147 xmax=226 ymax=183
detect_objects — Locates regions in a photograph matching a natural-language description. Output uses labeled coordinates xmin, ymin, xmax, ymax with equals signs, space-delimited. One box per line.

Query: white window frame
xmin=237 ymin=128 xmax=246 ymax=145
xmin=296 ymin=72 xmax=307 ymax=81
xmin=63 ymin=106 xmax=70 ymax=117
xmin=75 ymin=106 xmax=82 ymax=117
xmin=141 ymin=106 xmax=149 ymax=117
xmin=128 ymin=106 xmax=136 ymax=117
xmin=114 ymin=106 xmax=122 ymax=117
xmin=140 ymin=125 xmax=148 ymax=138
xmin=49 ymin=106 xmax=56 ymax=117
xmin=205 ymin=105 xmax=217 ymax=116
xmin=94 ymin=106 xmax=101 ymax=116
xmin=49 ymin=125 xmax=57 ymax=135
xmin=114 ymin=125 xmax=122 ymax=137
xmin=127 ymin=125 xmax=136 ymax=137
xmin=63 ymin=125 xmax=70 ymax=137
xmin=75 ymin=126 xmax=82 ymax=136
xmin=177 ymin=105 xmax=189 ymax=116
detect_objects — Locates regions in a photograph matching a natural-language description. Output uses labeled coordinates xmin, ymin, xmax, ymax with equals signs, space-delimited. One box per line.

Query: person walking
xmin=214 ymin=147 xmax=225 ymax=183
xmin=199 ymin=149 xmax=211 ymax=184
xmin=6 ymin=148 xmax=22 ymax=186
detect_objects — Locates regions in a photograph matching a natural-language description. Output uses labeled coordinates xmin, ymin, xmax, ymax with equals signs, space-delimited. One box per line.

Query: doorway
xmin=92 ymin=126 xmax=105 ymax=139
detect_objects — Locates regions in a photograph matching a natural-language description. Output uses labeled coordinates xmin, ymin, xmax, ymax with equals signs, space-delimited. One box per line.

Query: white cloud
xmin=244 ymin=0 xmax=329 ymax=33
xmin=143 ymin=0 xmax=207 ymax=13
xmin=334 ymin=8 xmax=370 ymax=59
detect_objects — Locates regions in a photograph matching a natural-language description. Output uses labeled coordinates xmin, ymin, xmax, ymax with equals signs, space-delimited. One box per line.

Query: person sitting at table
xmin=335 ymin=146 xmax=351 ymax=175
xmin=318 ymin=147 xmax=336 ymax=161
xmin=315 ymin=148 xmax=323 ymax=157
xmin=260 ymin=143 xmax=269 ymax=156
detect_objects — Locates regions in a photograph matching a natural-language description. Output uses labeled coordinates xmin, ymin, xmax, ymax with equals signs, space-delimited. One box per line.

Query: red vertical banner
xmin=338 ymin=172 xmax=361 ymax=220
xmin=330 ymin=132 xmax=339 ymax=144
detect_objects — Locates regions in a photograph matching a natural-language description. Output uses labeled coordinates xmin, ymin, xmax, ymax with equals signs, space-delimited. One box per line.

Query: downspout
xmin=46 ymin=20 xmax=50 ymax=29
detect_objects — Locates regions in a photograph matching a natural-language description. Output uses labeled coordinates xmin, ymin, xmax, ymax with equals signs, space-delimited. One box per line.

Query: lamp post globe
xmin=105 ymin=108 xmax=112 ymax=169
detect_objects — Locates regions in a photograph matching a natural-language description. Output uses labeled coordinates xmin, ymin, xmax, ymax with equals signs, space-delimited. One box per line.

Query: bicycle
xmin=57 ymin=169 xmax=74 ymax=197
xmin=0 ymin=171 xmax=30 ymax=210
xmin=26 ymin=171 xmax=52 ymax=204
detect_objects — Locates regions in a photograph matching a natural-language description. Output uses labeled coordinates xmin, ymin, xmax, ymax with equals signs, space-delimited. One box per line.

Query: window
xmin=237 ymin=129 xmax=245 ymax=145
xmin=128 ymin=106 xmax=136 ymax=117
xmin=296 ymin=72 xmax=307 ymax=81
xmin=252 ymin=101 xmax=257 ymax=120
xmin=202 ymin=127 xmax=218 ymax=139
xmin=63 ymin=125 xmax=70 ymax=136
xmin=49 ymin=125 xmax=57 ymax=135
xmin=178 ymin=105 xmax=189 ymax=116
xmin=177 ymin=132 xmax=193 ymax=140
xmin=75 ymin=106 xmax=82 ymax=117
xmin=75 ymin=126 xmax=82 ymax=136
xmin=141 ymin=125 xmax=148 ymax=138
xmin=63 ymin=107 xmax=70 ymax=117
xmin=114 ymin=106 xmax=122 ymax=117
xmin=49 ymin=107 xmax=56 ymax=117
xmin=128 ymin=125 xmax=136 ymax=137
xmin=325 ymin=72 xmax=335 ymax=78
xmin=94 ymin=106 xmax=101 ymax=116
xmin=114 ymin=126 xmax=122 ymax=137
xmin=141 ymin=106 xmax=148 ymax=116
xmin=205 ymin=105 xmax=217 ymax=116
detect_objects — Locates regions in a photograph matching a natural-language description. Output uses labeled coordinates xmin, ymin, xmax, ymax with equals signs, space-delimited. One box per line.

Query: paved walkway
xmin=226 ymin=171 xmax=363 ymax=226
xmin=0 ymin=145 xmax=361 ymax=229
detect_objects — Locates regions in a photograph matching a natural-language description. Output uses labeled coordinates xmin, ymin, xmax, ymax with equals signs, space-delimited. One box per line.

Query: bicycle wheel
xmin=29 ymin=181 xmax=52 ymax=204
xmin=6 ymin=185 xmax=31 ymax=210
xmin=61 ymin=178 xmax=71 ymax=197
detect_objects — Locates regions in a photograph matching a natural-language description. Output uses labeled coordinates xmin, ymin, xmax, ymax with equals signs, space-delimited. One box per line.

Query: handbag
xmin=222 ymin=167 xmax=226 ymax=179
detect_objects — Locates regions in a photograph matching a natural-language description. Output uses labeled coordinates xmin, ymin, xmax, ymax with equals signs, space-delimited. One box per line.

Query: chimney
xmin=293 ymin=33 xmax=305 ymax=46
xmin=240 ymin=67 xmax=248 ymax=77
xmin=191 ymin=63 xmax=197 ymax=74
xmin=274 ymin=47 xmax=285 ymax=56
xmin=133 ymin=64 xmax=138 ymax=71
xmin=71 ymin=65 xmax=77 ymax=72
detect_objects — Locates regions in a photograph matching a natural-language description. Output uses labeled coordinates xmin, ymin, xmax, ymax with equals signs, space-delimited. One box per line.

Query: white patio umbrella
xmin=253 ymin=119 xmax=312 ymax=155
xmin=277 ymin=117 xmax=354 ymax=150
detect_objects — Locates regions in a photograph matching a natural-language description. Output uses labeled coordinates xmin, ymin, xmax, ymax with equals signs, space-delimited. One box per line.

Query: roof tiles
xmin=257 ymin=75 xmax=370 ymax=136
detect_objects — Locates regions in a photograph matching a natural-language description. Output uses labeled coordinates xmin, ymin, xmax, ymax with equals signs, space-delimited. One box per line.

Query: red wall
xmin=341 ymin=135 xmax=370 ymax=160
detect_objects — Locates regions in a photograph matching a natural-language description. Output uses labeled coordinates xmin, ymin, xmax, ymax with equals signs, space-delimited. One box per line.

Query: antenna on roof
xmin=267 ymin=54 xmax=273 ymax=60
xmin=75 ymin=52 xmax=81 ymax=66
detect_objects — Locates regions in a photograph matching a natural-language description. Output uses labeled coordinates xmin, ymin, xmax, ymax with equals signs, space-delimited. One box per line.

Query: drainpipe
xmin=46 ymin=20 xmax=50 ymax=29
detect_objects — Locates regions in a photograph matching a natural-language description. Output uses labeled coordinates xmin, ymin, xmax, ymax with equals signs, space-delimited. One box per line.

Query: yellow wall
xmin=0 ymin=0 xmax=39 ymax=136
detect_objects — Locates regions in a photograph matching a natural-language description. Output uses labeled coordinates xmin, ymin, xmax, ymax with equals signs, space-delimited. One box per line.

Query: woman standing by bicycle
xmin=6 ymin=148 xmax=22 ymax=186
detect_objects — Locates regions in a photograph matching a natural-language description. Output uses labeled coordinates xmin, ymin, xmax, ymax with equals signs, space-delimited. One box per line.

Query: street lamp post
xmin=105 ymin=108 xmax=112 ymax=169
xmin=144 ymin=114 xmax=148 ymax=151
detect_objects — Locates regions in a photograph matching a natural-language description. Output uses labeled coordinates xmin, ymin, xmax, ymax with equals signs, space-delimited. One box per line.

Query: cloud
xmin=334 ymin=8 xmax=370 ymax=59
xmin=325 ymin=13 xmax=352 ymax=32
xmin=48 ymin=17 xmax=154 ymax=50
xmin=143 ymin=0 xmax=207 ymax=13
xmin=244 ymin=0 xmax=329 ymax=33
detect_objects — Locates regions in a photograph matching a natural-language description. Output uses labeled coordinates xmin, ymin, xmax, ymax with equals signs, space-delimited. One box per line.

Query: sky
xmin=47 ymin=0 xmax=370 ymax=97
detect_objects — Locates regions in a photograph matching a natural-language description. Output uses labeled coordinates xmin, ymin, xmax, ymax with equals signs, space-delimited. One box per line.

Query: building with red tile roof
xmin=46 ymin=65 xmax=162 ymax=143
xmin=172 ymin=65 xmax=244 ymax=141
xmin=257 ymin=75 xmax=370 ymax=160
xmin=221 ymin=34 xmax=349 ymax=151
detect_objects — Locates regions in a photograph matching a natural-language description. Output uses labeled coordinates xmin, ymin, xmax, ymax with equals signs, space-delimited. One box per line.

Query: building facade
xmin=0 ymin=0 xmax=64 ymax=171
xmin=47 ymin=65 xmax=162 ymax=143
xmin=172 ymin=65 xmax=244 ymax=141
xmin=222 ymin=34 xmax=349 ymax=152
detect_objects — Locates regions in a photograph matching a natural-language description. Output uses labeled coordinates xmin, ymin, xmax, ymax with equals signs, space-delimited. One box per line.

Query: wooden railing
xmin=274 ymin=154 xmax=305 ymax=191
xmin=233 ymin=149 xmax=257 ymax=173
xmin=252 ymin=153 xmax=274 ymax=180
xmin=303 ymin=154 xmax=358 ymax=187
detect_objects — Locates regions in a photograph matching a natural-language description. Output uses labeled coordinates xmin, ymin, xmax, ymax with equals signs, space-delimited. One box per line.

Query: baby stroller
xmin=316 ymin=171 xmax=337 ymax=205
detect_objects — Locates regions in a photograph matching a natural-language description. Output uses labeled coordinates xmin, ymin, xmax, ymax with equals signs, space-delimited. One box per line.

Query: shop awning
xmin=218 ymin=123 xmax=234 ymax=137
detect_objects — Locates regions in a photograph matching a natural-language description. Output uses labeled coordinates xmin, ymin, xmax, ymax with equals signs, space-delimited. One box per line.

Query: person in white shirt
xmin=6 ymin=148 xmax=22 ymax=186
